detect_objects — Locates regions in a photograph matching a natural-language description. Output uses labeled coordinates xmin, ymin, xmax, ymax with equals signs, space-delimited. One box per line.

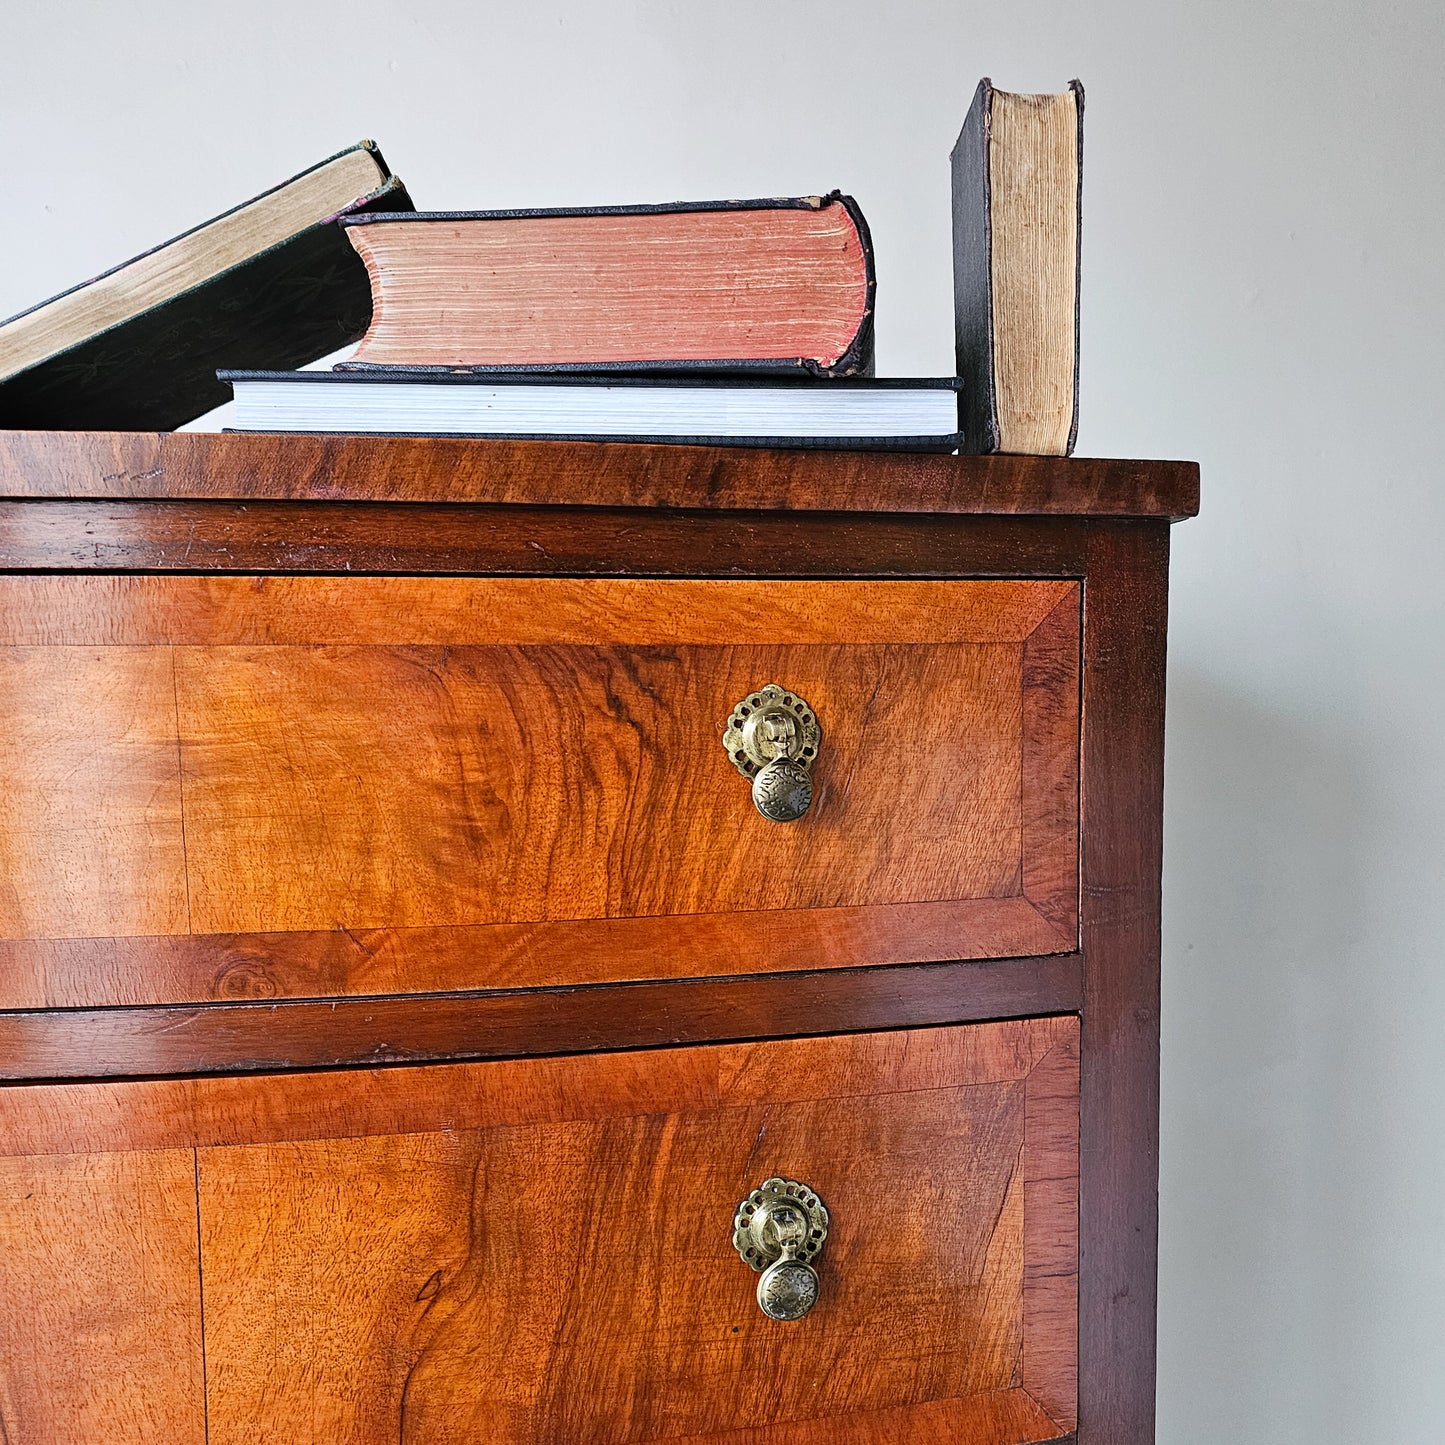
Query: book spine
xmin=951 ymin=78 xmax=1000 ymax=455
xmin=821 ymin=192 xmax=875 ymax=378
xmin=1066 ymin=79 xmax=1084 ymax=457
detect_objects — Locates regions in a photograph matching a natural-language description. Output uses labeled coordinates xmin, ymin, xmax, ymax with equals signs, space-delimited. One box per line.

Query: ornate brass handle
xmin=732 ymin=1176 xmax=830 ymax=1321
xmin=722 ymin=684 xmax=822 ymax=823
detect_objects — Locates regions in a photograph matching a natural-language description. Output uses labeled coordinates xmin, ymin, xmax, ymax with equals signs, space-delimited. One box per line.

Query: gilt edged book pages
xmin=338 ymin=193 xmax=875 ymax=376
xmin=0 ymin=143 xmax=413 ymax=431
xmin=952 ymin=80 xmax=1083 ymax=455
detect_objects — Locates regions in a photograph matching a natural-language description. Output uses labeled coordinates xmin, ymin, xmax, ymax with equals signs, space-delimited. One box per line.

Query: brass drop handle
xmin=732 ymin=1176 xmax=830 ymax=1321
xmin=722 ymin=685 xmax=822 ymax=823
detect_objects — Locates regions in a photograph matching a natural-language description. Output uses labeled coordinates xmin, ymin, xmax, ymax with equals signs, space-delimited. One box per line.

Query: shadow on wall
xmin=1157 ymin=669 xmax=1377 ymax=1444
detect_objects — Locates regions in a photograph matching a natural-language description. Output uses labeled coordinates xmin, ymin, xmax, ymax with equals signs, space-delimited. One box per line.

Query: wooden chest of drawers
xmin=0 ymin=431 xmax=1197 ymax=1444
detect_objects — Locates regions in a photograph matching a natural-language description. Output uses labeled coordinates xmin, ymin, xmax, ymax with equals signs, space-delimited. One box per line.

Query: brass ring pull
xmin=732 ymin=1176 xmax=830 ymax=1321
xmin=722 ymin=685 xmax=822 ymax=823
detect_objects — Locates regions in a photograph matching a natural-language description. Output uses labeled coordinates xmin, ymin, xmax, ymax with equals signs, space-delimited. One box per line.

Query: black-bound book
xmin=0 ymin=143 xmax=413 ymax=431
xmin=219 ymin=369 xmax=961 ymax=452
xmin=952 ymin=79 xmax=1083 ymax=455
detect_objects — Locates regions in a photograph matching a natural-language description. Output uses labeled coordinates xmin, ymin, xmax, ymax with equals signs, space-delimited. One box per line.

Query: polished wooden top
xmin=0 ymin=429 xmax=1199 ymax=518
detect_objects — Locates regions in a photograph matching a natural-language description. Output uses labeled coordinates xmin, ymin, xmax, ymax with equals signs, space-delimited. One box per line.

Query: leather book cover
xmin=338 ymin=192 xmax=876 ymax=378
xmin=951 ymin=80 xmax=1083 ymax=455
xmin=951 ymin=80 xmax=1000 ymax=454
xmin=0 ymin=153 xmax=414 ymax=432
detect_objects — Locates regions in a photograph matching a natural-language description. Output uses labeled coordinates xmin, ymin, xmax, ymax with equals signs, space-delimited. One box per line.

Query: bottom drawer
xmin=0 ymin=1018 xmax=1079 ymax=1444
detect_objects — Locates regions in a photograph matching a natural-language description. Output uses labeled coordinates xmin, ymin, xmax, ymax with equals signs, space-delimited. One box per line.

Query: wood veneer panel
xmin=0 ymin=579 xmax=1080 ymax=1004
xmin=1023 ymin=1035 xmax=1081 ymax=1431
xmin=0 ymin=1148 xmax=205 ymax=1443
xmin=670 ymin=1391 xmax=1069 ymax=1444
xmin=0 ymin=898 xmax=1065 ymax=1009
xmin=0 ymin=429 xmax=1200 ymax=516
xmin=1022 ymin=592 xmax=1082 ymax=936
xmin=172 ymin=639 xmax=1024 ymax=936
xmin=192 ymin=1021 xmax=1075 ymax=1444
xmin=0 ymin=575 xmax=1069 ymax=645
xmin=0 ymin=645 xmax=188 ymax=940
xmin=0 ymin=1017 xmax=1072 ymax=1155
xmin=0 ymin=952 xmax=1083 ymax=1082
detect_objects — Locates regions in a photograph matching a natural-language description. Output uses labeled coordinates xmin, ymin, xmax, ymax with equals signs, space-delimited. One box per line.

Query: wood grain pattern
xmin=0 ymin=952 xmax=1083 ymax=1083
xmin=173 ymin=639 xmax=1024 ymax=936
xmin=192 ymin=1020 xmax=1076 ymax=1444
xmin=1024 ymin=1032 xmax=1081 ymax=1431
xmin=0 ymin=577 xmax=1079 ymax=1013
xmin=0 ymin=897 xmax=1065 ymax=1010
xmin=0 ymin=575 xmax=1070 ymax=645
xmin=1022 ymin=592 xmax=1082 ymax=937
xmin=1075 ymin=522 xmax=1170 ymax=1445
xmin=668 ymin=1391 xmax=1069 ymax=1445
xmin=0 ymin=1017 xmax=1072 ymax=1157
xmin=0 ymin=429 xmax=1200 ymax=516
xmin=0 ymin=432 xmax=1191 ymax=1443
xmin=0 ymin=1148 xmax=205 ymax=1443
xmin=0 ymin=645 xmax=188 ymax=940
xmin=0 ymin=500 xmax=1094 ymax=579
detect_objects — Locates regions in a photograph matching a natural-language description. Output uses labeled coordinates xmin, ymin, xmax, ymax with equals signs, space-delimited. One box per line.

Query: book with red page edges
xmin=338 ymin=193 xmax=875 ymax=378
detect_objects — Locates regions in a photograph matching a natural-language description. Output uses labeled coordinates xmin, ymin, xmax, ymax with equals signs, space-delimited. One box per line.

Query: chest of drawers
xmin=0 ymin=430 xmax=1196 ymax=1444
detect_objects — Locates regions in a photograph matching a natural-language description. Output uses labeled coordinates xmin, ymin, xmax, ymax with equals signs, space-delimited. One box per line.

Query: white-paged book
xmin=218 ymin=370 xmax=962 ymax=450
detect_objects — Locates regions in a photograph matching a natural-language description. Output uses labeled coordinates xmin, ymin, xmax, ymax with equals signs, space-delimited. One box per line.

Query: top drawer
xmin=0 ymin=576 xmax=1078 ymax=1008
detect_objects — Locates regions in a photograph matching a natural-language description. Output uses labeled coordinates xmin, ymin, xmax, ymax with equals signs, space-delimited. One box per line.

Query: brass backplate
xmin=722 ymin=685 xmax=822 ymax=780
xmin=732 ymin=1176 xmax=830 ymax=1272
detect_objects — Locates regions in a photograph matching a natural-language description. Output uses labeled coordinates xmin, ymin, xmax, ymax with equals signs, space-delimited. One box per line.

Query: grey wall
xmin=5 ymin=3 xmax=1442 ymax=1440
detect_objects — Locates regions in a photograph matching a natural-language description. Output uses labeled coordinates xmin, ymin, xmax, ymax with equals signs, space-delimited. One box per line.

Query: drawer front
xmin=0 ymin=1018 xmax=1078 ymax=1444
xmin=0 ymin=576 xmax=1078 ymax=1007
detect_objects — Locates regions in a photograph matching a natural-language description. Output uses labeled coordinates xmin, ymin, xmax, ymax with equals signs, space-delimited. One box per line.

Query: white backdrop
xmin=5 ymin=3 xmax=1443 ymax=1440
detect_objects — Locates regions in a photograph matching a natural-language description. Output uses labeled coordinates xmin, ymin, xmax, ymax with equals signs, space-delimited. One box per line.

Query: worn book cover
xmin=952 ymin=80 xmax=1083 ymax=455
xmin=0 ymin=144 xmax=413 ymax=431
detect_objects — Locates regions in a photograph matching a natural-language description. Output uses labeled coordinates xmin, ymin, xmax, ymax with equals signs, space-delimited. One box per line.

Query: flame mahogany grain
xmin=0 ymin=645 xmax=189 ymax=941
xmin=0 ymin=1017 xmax=1071 ymax=1157
xmin=671 ymin=1394 xmax=1071 ymax=1445
xmin=1024 ymin=1032 xmax=1082 ymax=1429
xmin=0 ymin=575 xmax=1071 ymax=645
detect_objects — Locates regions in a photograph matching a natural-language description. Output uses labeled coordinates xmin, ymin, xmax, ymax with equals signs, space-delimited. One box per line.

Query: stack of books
xmin=225 ymin=192 xmax=960 ymax=451
xmin=0 ymin=79 xmax=1083 ymax=455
